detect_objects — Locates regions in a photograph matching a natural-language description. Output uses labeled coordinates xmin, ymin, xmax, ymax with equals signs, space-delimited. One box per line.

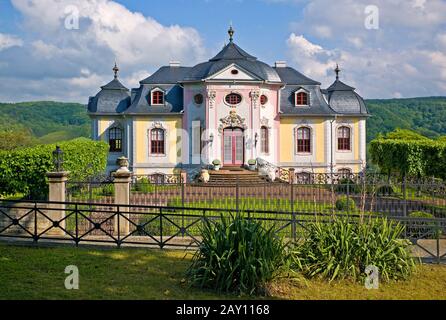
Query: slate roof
xmin=279 ymin=85 xmax=337 ymax=116
xmin=183 ymin=42 xmax=282 ymax=83
xmin=209 ymin=42 xmax=257 ymax=61
xmin=88 ymin=78 xmax=130 ymax=113
xmin=123 ymin=84 xmax=183 ymax=115
xmin=140 ymin=66 xmax=191 ymax=85
xmin=274 ymin=67 xmax=320 ymax=85
xmin=325 ymin=79 xmax=369 ymax=115
xmin=88 ymin=38 xmax=368 ymax=116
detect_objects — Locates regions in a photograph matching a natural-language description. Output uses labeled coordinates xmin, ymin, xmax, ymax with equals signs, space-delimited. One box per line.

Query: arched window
xmin=151 ymin=90 xmax=164 ymax=105
xmin=295 ymin=92 xmax=308 ymax=106
xmin=260 ymin=95 xmax=268 ymax=105
xmin=338 ymin=126 xmax=351 ymax=151
xmin=296 ymin=127 xmax=311 ymax=153
xmin=225 ymin=93 xmax=242 ymax=105
xmin=150 ymin=128 xmax=165 ymax=155
xmin=109 ymin=127 xmax=123 ymax=152
xmin=260 ymin=126 xmax=269 ymax=154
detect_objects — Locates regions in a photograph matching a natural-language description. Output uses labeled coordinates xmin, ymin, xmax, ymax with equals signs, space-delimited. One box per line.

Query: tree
xmin=0 ymin=129 xmax=36 ymax=151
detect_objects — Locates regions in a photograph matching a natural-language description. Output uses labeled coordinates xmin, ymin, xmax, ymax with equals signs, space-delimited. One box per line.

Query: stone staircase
xmin=208 ymin=169 xmax=268 ymax=184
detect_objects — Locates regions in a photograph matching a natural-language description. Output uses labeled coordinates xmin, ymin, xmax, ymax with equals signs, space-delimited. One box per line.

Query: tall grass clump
xmin=291 ymin=217 xmax=416 ymax=282
xmin=186 ymin=214 xmax=287 ymax=295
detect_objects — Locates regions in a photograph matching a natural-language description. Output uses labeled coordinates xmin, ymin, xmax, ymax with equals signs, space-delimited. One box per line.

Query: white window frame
xmin=294 ymin=88 xmax=310 ymax=107
xmin=336 ymin=124 xmax=353 ymax=152
xmin=294 ymin=126 xmax=313 ymax=155
xmin=150 ymin=88 xmax=165 ymax=106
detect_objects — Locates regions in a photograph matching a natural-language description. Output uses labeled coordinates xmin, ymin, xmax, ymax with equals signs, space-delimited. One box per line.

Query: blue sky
xmin=0 ymin=0 xmax=445 ymax=102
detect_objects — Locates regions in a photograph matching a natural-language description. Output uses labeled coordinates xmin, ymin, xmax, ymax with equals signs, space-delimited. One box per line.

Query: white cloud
xmin=285 ymin=0 xmax=446 ymax=98
xmin=0 ymin=0 xmax=206 ymax=102
xmin=0 ymin=33 xmax=23 ymax=51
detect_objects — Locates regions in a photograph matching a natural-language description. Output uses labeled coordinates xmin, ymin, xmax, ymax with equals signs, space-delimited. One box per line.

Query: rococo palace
xmin=88 ymin=27 xmax=369 ymax=180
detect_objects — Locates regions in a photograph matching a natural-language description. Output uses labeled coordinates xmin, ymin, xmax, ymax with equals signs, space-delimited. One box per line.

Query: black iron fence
xmin=124 ymin=173 xmax=446 ymax=218
xmin=0 ymin=199 xmax=445 ymax=263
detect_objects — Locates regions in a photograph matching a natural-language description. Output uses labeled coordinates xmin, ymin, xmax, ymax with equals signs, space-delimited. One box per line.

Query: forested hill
xmin=0 ymin=101 xmax=90 ymax=145
xmin=0 ymin=97 xmax=446 ymax=147
xmin=366 ymin=97 xmax=446 ymax=142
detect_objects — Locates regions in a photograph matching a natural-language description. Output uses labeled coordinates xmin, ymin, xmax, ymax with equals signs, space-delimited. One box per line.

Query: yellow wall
xmin=97 ymin=117 xmax=113 ymax=142
xmin=134 ymin=116 xmax=183 ymax=164
xmin=279 ymin=118 xmax=325 ymax=163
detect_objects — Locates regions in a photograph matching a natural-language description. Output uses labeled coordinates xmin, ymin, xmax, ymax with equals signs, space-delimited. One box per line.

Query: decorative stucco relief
xmin=218 ymin=110 xmax=248 ymax=133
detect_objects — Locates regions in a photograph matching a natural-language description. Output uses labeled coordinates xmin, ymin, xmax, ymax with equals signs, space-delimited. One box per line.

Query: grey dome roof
xmin=88 ymin=77 xmax=130 ymax=113
xmin=183 ymin=42 xmax=282 ymax=83
xmin=326 ymin=79 xmax=368 ymax=115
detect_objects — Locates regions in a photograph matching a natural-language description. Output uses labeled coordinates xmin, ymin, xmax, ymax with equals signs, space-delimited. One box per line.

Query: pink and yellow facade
xmin=88 ymin=29 xmax=369 ymax=178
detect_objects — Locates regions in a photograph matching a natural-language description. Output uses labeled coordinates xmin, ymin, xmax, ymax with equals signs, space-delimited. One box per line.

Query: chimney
xmin=169 ymin=61 xmax=180 ymax=67
xmin=275 ymin=61 xmax=287 ymax=68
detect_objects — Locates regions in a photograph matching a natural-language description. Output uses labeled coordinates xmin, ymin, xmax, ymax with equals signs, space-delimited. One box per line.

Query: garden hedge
xmin=370 ymin=138 xmax=446 ymax=179
xmin=0 ymin=138 xmax=109 ymax=198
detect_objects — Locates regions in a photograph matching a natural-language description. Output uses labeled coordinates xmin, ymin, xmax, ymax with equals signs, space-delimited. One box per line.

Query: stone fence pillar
xmin=46 ymin=171 xmax=69 ymax=235
xmin=113 ymin=157 xmax=131 ymax=236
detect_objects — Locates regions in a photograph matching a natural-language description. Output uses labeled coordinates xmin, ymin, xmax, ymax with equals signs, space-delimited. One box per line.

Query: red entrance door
xmin=223 ymin=128 xmax=244 ymax=166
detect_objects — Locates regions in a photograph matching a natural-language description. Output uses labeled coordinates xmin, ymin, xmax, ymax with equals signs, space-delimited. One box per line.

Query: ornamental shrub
xmin=335 ymin=195 xmax=357 ymax=212
xmin=186 ymin=214 xmax=287 ymax=295
xmin=0 ymin=138 xmax=109 ymax=199
xmin=132 ymin=177 xmax=155 ymax=193
xmin=291 ymin=218 xmax=416 ymax=282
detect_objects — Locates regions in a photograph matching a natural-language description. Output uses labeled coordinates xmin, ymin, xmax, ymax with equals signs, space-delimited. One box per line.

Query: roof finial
xmin=334 ymin=63 xmax=340 ymax=80
xmin=228 ymin=23 xmax=234 ymax=42
xmin=113 ymin=61 xmax=119 ymax=79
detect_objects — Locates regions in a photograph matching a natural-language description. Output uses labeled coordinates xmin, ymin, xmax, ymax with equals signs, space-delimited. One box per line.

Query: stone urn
xmin=200 ymin=169 xmax=210 ymax=183
xmin=116 ymin=156 xmax=129 ymax=172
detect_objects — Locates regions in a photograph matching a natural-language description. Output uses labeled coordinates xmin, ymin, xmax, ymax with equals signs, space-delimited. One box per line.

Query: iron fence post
xmin=236 ymin=177 xmax=240 ymax=214
xmin=159 ymin=207 xmax=163 ymax=249
xmin=436 ymin=219 xmax=440 ymax=264
xmin=291 ymin=182 xmax=296 ymax=241
xmin=117 ymin=205 xmax=121 ymax=248
xmin=75 ymin=203 xmax=79 ymax=247
xmin=403 ymin=175 xmax=407 ymax=217
xmin=181 ymin=179 xmax=185 ymax=237
xmin=347 ymin=178 xmax=350 ymax=218
xmin=34 ymin=202 xmax=38 ymax=243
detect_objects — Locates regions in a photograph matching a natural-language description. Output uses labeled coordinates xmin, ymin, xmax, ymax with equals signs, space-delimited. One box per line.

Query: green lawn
xmin=0 ymin=243 xmax=445 ymax=300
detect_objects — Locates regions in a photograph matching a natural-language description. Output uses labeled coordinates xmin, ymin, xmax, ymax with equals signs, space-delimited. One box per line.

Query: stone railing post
xmin=180 ymin=170 xmax=187 ymax=184
xmin=46 ymin=171 xmax=69 ymax=235
xmin=113 ymin=157 xmax=131 ymax=236
xmin=289 ymin=168 xmax=295 ymax=184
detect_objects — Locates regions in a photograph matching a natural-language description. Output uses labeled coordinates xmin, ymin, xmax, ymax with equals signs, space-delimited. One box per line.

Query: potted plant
xmin=248 ymin=159 xmax=257 ymax=171
xmin=212 ymin=159 xmax=221 ymax=171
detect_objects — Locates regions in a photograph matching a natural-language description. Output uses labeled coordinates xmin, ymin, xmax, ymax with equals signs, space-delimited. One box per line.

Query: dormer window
xmin=151 ymin=89 xmax=164 ymax=105
xmin=295 ymin=91 xmax=309 ymax=106
xmin=231 ymin=69 xmax=239 ymax=75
